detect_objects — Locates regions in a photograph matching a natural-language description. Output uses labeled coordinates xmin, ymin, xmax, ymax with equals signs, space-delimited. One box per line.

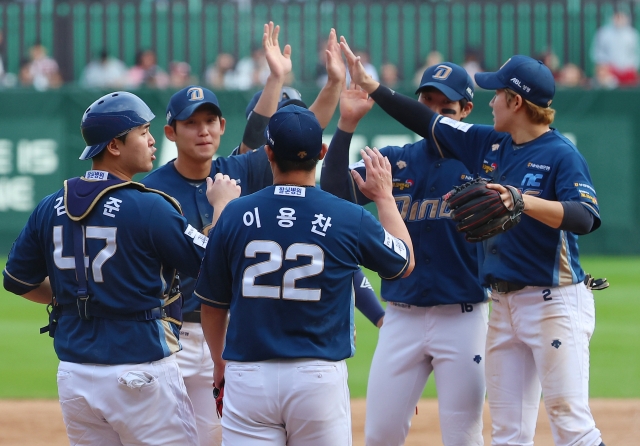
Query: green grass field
xmin=1 ymin=256 xmax=638 ymax=399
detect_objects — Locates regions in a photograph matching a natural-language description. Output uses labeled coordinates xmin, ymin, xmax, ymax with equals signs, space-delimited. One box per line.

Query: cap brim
xmin=415 ymin=82 xmax=464 ymax=101
xmin=79 ymin=142 xmax=108 ymax=160
xmin=278 ymin=99 xmax=307 ymax=110
xmin=474 ymin=72 xmax=507 ymax=90
xmin=173 ymin=101 xmax=222 ymax=122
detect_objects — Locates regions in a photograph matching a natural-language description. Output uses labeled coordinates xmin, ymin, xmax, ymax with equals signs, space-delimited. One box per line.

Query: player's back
xmin=8 ymin=178 xmax=203 ymax=365
xmin=202 ymin=185 xmax=409 ymax=362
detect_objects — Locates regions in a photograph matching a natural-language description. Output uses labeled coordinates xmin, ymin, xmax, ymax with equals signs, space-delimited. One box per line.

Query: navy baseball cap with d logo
xmin=416 ymin=62 xmax=474 ymax=102
xmin=475 ymin=55 xmax=555 ymax=108
xmin=265 ymin=105 xmax=322 ymax=161
xmin=166 ymin=85 xmax=222 ymax=125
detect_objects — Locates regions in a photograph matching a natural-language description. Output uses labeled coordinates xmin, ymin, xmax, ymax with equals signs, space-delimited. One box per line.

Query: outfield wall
xmin=0 ymin=87 xmax=638 ymax=255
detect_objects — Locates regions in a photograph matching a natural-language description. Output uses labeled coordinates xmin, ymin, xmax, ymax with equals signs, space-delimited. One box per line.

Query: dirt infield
xmin=0 ymin=398 xmax=638 ymax=445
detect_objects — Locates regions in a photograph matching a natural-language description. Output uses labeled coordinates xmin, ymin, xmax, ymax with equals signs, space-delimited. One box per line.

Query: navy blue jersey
xmin=349 ymin=140 xmax=488 ymax=306
xmin=428 ymin=116 xmax=601 ymax=286
xmin=195 ymin=186 xmax=410 ymax=362
xmin=3 ymin=172 xmax=206 ymax=364
xmin=142 ymin=148 xmax=272 ymax=312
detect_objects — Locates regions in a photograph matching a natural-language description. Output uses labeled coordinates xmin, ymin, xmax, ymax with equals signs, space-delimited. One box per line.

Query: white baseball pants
xmin=365 ymin=301 xmax=489 ymax=446
xmin=221 ymin=358 xmax=351 ymax=445
xmin=57 ymin=355 xmax=198 ymax=445
xmin=176 ymin=322 xmax=221 ymax=446
xmin=486 ymin=283 xmax=603 ymax=446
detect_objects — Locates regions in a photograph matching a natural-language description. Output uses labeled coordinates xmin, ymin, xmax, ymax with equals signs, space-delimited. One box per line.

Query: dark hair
xmin=418 ymin=86 xmax=470 ymax=112
xmin=272 ymin=154 xmax=319 ymax=173
xmin=170 ymin=103 xmax=222 ymax=133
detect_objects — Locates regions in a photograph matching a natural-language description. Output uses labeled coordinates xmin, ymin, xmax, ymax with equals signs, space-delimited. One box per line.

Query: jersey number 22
xmin=243 ymin=240 xmax=324 ymax=301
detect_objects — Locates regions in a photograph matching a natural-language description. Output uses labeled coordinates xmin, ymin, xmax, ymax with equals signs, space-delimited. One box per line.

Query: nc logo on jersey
xmin=187 ymin=87 xmax=204 ymax=101
xmin=491 ymin=144 xmax=500 ymax=151
xmin=482 ymin=163 xmax=495 ymax=174
xmin=396 ymin=160 xmax=407 ymax=170
xmin=521 ymin=173 xmax=543 ymax=187
xmin=432 ymin=65 xmax=453 ymax=80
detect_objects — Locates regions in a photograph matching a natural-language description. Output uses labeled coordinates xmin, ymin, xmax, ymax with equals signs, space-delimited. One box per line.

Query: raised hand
xmin=263 ymin=21 xmax=292 ymax=80
xmin=352 ymin=147 xmax=393 ymax=203
xmin=339 ymin=36 xmax=380 ymax=93
xmin=338 ymin=81 xmax=375 ymax=132
xmin=325 ymin=28 xmax=346 ymax=85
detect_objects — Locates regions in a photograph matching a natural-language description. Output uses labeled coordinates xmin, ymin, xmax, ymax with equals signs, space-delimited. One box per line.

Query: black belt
xmin=490 ymin=281 xmax=526 ymax=294
xmin=491 ymin=275 xmax=596 ymax=294
xmin=182 ymin=311 xmax=201 ymax=323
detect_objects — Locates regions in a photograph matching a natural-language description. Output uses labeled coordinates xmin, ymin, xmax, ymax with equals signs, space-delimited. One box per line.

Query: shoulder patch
xmin=439 ymin=117 xmax=473 ymax=132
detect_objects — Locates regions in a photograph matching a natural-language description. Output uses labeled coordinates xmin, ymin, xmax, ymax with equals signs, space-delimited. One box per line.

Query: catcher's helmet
xmin=245 ymin=86 xmax=306 ymax=119
xmin=79 ymin=91 xmax=155 ymax=160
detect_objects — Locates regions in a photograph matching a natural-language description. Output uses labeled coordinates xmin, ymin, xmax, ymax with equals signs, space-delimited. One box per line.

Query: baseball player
xmin=321 ymin=64 xmax=489 ymax=445
xmin=240 ymin=85 xmax=386 ymax=327
xmin=2 ymin=91 xmax=239 ymax=445
xmin=343 ymin=39 xmax=605 ymax=446
xmin=195 ymin=105 xmax=415 ymax=445
xmin=141 ymin=23 xmax=382 ymax=445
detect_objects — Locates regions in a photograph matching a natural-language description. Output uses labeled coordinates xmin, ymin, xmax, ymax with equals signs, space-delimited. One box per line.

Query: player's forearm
xmin=320 ymin=128 xmax=356 ymax=201
xmin=522 ymin=195 xmax=564 ymax=228
xmin=253 ymin=73 xmax=285 ymax=118
xmin=374 ymin=195 xmax=415 ymax=277
xmin=201 ymin=304 xmax=229 ymax=366
xmin=309 ymin=78 xmax=342 ymax=129
xmin=369 ymin=85 xmax=435 ymax=139
xmin=20 ymin=278 xmax=53 ymax=304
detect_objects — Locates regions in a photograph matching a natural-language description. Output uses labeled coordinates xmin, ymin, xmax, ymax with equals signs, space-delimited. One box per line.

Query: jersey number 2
xmin=243 ymin=240 xmax=324 ymax=301
xmin=53 ymin=226 xmax=117 ymax=282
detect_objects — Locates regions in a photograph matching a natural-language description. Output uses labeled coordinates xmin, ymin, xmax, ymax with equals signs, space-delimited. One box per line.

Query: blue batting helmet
xmin=80 ymin=91 xmax=155 ymax=160
xmin=245 ymin=86 xmax=306 ymax=119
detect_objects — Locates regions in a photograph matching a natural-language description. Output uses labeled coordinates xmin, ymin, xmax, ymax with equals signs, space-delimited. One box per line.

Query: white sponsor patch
xmin=193 ymin=233 xmax=208 ymax=248
xmin=382 ymin=229 xmax=407 ymax=260
xmin=439 ymin=117 xmax=472 ymax=132
xmin=383 ymin=229 xmax=394 ymax=249
xmin=85 ymin=170 xmax=109 ymax=181
xmin=392 ymin=238 xmax=407 ymax=259
xmin=274 ymin=185 xmax=306 ymax=197
xmin=184 ymin=224 xmax=209 ymax=248
xmin=349 ymin=159 xmax=365 ymax=170
xmin=184 ymin=224 xmax=198 ymax=238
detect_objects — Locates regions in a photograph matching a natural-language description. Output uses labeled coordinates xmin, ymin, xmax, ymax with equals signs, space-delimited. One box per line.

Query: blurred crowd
xmin=1 ymin=11 xmax=639 ymax=91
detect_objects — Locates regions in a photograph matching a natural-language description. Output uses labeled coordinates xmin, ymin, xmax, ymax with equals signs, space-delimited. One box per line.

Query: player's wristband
xmin=242 ymin=111 xmax=270 ymax=150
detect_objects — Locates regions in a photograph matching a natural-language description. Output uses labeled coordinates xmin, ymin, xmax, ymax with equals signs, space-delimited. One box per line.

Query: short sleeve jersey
xmin=142 ymin=148 xmax=272 ymax=312
xmin=3 ymin=174 xmax=206 ymax=364
xmin=195 ymin=186 xmax=410 ymax=362
xmin=349 ymin=140 xmax=487 ymax=306
xmin=427 ymin=115 xmax=601 ymax=287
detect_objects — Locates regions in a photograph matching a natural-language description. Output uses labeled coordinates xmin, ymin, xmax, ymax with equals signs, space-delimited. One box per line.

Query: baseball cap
xmin=264 ymin=105 xmax=322 ymax=161
xmin=416 ymin=62 xmax=474 ymax=102
xmin=245 ymin=86 xmax=306 ymax=119
xmin=474 ymin=55 xmax=555 ymax=108
xmin=166 ymin=85 xmax=221 ymax=125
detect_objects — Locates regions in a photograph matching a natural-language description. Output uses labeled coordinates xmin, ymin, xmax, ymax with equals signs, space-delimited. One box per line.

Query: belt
xmin=491 ymin=275 xmax=596 ymax=294
xmin=490 ymin=281 xmax=525 ymax=294
xmin=182 ymin=311 xmax=201 ymax=323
